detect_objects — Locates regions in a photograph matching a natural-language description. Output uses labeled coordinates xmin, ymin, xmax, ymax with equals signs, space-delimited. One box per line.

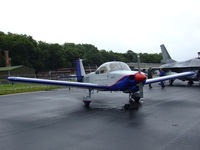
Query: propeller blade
xmin=136 ymin=54 xmax=145 ymax=98
xmin=137 ymin=54 xmax=141 ymax=73
xmin=138 ymin=82 xmax=144 ymax=98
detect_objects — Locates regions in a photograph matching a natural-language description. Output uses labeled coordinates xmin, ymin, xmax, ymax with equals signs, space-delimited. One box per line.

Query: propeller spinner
xmin=135 ymin=73 xmax=146 ymax=82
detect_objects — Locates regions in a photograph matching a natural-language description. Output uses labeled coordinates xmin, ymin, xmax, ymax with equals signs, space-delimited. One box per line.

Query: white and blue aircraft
xmin=8 ymin=57 xmax=194 ymax=107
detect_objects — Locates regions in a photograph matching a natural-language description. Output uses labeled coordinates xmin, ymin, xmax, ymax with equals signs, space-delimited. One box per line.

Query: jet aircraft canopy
xmin=95 ymin=61 xmax=131 ymax=74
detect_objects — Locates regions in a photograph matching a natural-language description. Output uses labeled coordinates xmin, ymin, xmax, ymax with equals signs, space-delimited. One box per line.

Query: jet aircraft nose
xmin=134 ymin=73 xmax=147 ymax=82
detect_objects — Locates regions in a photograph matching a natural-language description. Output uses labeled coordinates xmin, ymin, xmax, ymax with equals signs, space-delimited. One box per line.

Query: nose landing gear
xmin=124 ymin=92 xmax=141 ymax=110
xmin=129 ymin=92 xmax=140 ymax=103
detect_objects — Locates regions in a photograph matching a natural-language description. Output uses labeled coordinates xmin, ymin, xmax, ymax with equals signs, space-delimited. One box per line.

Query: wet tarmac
xmin=0 ymin=81 xmax=200 ymax=150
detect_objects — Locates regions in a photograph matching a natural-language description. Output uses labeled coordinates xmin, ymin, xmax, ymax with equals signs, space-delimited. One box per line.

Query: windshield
xmin=95 ymin=62 xmax=131 ymax=74
xmin=109 ymin=62 xmax=131 ymax=72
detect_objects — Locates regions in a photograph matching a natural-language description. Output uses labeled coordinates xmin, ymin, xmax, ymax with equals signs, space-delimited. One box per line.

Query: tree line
xmin=0 ymin=31 xmax=162 ymax=71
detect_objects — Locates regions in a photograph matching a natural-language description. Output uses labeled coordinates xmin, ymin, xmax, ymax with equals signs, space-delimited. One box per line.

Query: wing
xmin=8 ymin=77 xmax=108 ymax=90
xmin=145 ymin=71 xmax=195 ymax=84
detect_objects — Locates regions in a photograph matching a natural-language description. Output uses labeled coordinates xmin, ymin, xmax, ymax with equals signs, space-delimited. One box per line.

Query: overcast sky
xmin=1 ymin=0 xmax=200 ymax=61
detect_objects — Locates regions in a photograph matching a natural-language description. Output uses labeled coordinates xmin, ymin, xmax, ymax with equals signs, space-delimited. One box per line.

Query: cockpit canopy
xmin=95 ymin=61 xmax=131 ymax=74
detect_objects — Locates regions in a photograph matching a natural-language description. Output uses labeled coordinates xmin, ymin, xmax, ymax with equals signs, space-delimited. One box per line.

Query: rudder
xmin=160 ymin=44 xmax=176 ymax=63
xmin=76 ymin=58 xmax=86 ymax=82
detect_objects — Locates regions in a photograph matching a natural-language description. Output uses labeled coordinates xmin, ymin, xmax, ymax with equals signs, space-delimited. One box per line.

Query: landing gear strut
xmin=169 ymin=80 xmax=174 ymax=86
xmin=188 ymin=80 xmax=194 ymax=86
xmin=129 ymin=92 xmax=140 ymax=103
xmin=83 ymin=89 xmax=92 ymax=107
xmin=124 ymin=92 xmax=141 ymax=110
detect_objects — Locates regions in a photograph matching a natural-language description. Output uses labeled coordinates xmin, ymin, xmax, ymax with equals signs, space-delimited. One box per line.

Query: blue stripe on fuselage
xmin=107 ymin=76 xmax=139 ymax=92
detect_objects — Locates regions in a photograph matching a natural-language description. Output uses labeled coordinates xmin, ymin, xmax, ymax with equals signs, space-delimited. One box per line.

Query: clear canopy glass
xmin=95 ymin=62 xmax=131 ymax=74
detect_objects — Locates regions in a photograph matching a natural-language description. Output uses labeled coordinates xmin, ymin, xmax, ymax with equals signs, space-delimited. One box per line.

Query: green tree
xmin=0 ymin=31 xmax=162 ymax=71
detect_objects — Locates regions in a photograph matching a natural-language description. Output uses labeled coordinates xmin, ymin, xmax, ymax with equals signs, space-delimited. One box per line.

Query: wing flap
xmin=8 ymin=77 xmax=108 ymax=90
xmin=145 ymin=71 xmax=195 ymax=84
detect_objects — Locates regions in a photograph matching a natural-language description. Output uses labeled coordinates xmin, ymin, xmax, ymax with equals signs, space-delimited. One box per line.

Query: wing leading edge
xmin=8 ymin=77 xmax=108 ymax=90
xmin=8 ymin=71 xmax=195 ymax=90
xmin=145 ymin=71 xmax=195 ymax=84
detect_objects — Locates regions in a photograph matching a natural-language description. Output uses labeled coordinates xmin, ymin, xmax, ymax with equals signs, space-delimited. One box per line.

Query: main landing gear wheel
xmin=83 ymin=89 xmax=92 ymax=108
xmin=188 ymin=80 xmax=194 ymax=86
xmin=83 ymin=96 xmax=91 ymax=107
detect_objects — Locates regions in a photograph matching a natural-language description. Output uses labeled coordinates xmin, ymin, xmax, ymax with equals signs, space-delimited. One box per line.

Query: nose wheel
xmin=129 ymin=92 xmax=140 ymax=103
xmin=124 ymin=92 xmax=141 ymax=110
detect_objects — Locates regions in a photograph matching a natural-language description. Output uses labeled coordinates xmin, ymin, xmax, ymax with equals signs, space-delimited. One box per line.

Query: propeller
xmin=136 ymin=54 xmax=146 ymax=98
xmin=137 ymin=54 xmax=141 ymax=73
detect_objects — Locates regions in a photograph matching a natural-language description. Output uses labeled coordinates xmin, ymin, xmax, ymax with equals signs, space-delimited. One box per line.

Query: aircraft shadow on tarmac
xmin=79 ymin=100 xmax=143 ymax=121
xmin=84 ymin=98 xmax=142 ymax=111
xmin=91 ymin=103 xmax=141 ymax=111
xmin=67 ymin=104 xmax=143 ymax=124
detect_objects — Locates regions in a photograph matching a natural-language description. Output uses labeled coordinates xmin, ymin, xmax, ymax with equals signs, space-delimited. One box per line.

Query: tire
xmin=133 ymin=96 xmax=140 ymax=103
xmin=84 ymin=101 xmax=91 ymax=107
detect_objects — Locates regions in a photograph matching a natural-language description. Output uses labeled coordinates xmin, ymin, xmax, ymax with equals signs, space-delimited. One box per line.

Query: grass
xmin=0 ymin=83 xmax=60 ymax=95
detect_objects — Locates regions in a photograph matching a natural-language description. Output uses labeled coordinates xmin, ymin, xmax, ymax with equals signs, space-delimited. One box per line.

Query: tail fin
xmin=76 ymin=58 xmax=86 ymax=82
xmin=160 ymin=44 xmax=176 ymax=64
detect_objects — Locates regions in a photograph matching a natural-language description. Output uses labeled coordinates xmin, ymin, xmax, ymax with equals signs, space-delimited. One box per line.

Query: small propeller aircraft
xmin=8 ymin=55 xmax=194 ymax=108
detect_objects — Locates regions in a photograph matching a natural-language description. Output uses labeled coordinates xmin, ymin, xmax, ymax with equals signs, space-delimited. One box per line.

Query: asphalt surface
xmin=0 ymin=81 xmax=200 ymax=150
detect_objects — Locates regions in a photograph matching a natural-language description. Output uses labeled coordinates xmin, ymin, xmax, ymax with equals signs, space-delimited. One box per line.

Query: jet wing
xmin=145 ymin=71 xmax=195 ymax=84
xmin=8 ymin=77 xmax=108 ymax=90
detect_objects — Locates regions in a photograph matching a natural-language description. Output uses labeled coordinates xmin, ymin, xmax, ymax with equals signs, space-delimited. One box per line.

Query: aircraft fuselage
xmin=82 ymin=61 xmax=146 ymax=92
xmin=160 ymin=58 xmax=200 ymax=81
